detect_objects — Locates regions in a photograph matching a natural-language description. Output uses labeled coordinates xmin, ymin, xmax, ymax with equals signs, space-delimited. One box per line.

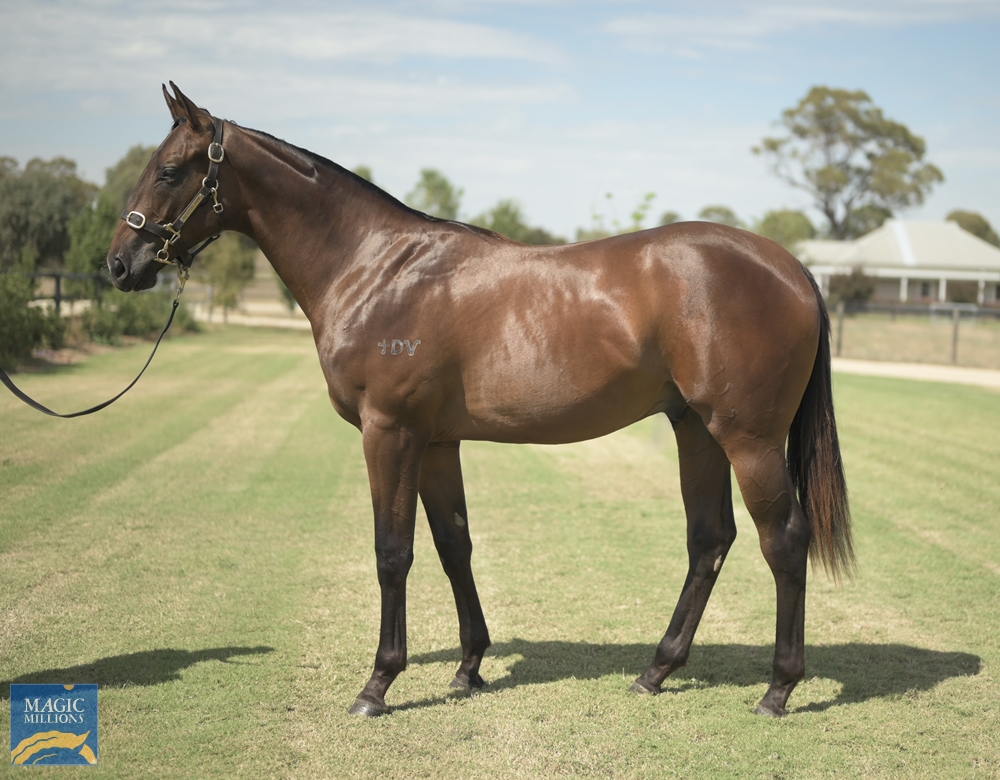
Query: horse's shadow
xmin=1 ymin=646 xmax=274 ymax=700
xmin=407 ymin=639 xmax=981 ymax=713
xmin=2 ymin=642 xmax=980 ymax=715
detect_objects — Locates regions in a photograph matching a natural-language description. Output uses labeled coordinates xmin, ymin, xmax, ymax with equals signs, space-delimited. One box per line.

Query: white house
xmin=798 ymin=220 xmax=1000 ymax=305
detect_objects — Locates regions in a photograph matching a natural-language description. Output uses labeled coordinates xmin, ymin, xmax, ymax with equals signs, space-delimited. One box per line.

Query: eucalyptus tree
xmin=754 ymin=87 xmax=943 ymax=239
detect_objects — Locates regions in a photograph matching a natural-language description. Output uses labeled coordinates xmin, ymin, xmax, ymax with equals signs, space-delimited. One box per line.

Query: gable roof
xmin=799 ymin=220 xmax=1000 ymax=273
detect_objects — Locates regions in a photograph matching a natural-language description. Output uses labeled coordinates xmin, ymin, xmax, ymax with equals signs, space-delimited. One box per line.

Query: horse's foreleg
xmin=419 ymin=442 xmax=491 ymax=689
xmin=633 ymin=409 xmax=736 ymax=694
xmin=349 ymin=423 xmax=427 ymax=717
xmin=731 ymin=444 xmax=810 ymax=717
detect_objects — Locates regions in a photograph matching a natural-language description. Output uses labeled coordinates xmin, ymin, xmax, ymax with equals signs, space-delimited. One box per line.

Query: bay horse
xmin=108 ymin=83 xmax=853 ymax=718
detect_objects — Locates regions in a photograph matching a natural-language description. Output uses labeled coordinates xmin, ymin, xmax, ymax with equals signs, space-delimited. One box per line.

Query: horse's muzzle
xmin=109 ymin=253 xmax=159 ymax=292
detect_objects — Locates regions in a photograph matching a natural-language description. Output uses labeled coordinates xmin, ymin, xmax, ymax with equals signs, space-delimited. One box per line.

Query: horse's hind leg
xmin=419 ymin=442 xmax=491 ymax=689
xmin=728 ymin=441 xmax=810 ymax=717
xmin=632 ymin=409 xmax=736 ymax=694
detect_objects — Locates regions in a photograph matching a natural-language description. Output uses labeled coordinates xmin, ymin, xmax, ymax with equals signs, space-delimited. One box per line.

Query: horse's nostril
xmin=113 ymin=256 xmax=127 ymax=280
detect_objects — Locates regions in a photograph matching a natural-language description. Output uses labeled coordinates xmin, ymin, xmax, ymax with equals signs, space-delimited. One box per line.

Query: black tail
xmin=787 ymin=270 xmax=855 ymax=580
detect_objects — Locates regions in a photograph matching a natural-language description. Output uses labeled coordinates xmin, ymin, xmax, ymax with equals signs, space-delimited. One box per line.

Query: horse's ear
xmin=164 ymin=81 xmax=211 ymax=133
xmin=162 ymin=83 xmax=183 ymax=122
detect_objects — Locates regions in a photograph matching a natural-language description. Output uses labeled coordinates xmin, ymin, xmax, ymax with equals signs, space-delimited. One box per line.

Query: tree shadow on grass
xmin=405 ymin=640 xmax=981 ymax=714
xmin=1 ymin=646 xmax=274 ymax=700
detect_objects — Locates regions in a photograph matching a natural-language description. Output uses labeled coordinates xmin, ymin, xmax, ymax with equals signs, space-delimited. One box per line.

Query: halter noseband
xmin=120 ymin=116 xmax=227 ymax=286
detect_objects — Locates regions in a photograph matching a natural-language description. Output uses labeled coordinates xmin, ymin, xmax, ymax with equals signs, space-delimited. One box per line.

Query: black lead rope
xmin=0 ymin=297 xmax=180 ymax=419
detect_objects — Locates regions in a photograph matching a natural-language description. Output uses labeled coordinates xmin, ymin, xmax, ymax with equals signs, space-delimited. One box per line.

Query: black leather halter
xmin=120 ymin=116 xmax=227 ymax=283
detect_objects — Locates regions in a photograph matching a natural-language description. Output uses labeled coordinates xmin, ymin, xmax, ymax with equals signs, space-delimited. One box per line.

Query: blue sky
xmin=1 ymin=0 xmax=998 ymax=239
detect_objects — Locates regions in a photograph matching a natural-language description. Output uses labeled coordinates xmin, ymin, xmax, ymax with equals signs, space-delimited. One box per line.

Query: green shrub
xmin=82 ymin=288 xmax=197 ymax=344
xmin=0 ymin=271 xmax=64 ymax=365
xmin=829 ymin=267 xmax=876 ymax=308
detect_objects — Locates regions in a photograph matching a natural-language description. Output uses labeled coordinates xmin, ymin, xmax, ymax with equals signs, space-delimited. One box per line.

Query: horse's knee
xmin=375 ymin=543 xmax=414 ymax=584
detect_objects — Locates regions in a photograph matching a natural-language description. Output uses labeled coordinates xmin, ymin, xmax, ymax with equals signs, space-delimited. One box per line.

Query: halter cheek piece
xmin=120 ymin=116 xmax=227 ymax=288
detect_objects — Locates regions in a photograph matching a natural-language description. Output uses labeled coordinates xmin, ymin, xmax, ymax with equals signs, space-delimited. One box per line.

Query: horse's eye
xmin=158 ymin=167 xmax=178 ymax=182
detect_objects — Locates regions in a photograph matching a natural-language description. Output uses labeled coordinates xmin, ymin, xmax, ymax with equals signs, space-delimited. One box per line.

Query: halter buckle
xmin=208 ymin=143 xmax=225 ymax=164
xmin=125 ymin=211 xmax=146 ymax=229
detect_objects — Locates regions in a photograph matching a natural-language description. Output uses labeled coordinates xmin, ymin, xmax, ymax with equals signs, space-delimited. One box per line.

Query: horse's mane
xmin=236 ymin=123 xmax=502 ymax=242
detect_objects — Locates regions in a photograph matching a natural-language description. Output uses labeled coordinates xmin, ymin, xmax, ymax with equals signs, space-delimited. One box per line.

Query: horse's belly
xmin=451 ymin=359 xmax=675 ymax=444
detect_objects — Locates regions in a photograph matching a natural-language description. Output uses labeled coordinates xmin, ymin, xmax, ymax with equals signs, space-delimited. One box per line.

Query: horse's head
xmin=108 ymin=83 xmax=227 ymax=291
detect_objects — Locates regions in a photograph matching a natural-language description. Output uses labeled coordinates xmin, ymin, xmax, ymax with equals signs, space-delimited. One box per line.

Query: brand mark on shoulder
xmin=378 ymin=339 xmax=421 ymax=356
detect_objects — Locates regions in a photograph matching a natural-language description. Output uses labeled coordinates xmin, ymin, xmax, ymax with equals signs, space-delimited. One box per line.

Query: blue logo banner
xmin=10 ymin=684 xmax=98 ymax=766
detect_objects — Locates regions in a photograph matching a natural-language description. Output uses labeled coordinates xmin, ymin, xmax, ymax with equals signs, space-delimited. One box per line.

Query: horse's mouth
xmin=133 ymin=266 xmax=160 ymax=291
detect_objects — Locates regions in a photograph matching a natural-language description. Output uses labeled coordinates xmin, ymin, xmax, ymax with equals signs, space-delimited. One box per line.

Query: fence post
xmin=53 ymin=273 xmax=62 ymax=316
xmin=951 ymin=307 xmax=960 ymax=365
xmin=835 ymin=301 xmax=845 ymax=357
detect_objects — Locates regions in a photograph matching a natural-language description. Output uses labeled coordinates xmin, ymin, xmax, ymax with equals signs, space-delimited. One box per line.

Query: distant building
xmin=799 ymin=220 xmax=1000 ymax=306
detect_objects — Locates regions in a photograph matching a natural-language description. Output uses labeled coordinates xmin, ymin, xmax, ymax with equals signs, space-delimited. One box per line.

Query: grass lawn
xmin=1 ymin=326 xmax=998 ymax=779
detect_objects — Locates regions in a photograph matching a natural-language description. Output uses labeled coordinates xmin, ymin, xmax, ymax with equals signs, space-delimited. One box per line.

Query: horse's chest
xmin=313 ymin=335 xmax=369 ymax=425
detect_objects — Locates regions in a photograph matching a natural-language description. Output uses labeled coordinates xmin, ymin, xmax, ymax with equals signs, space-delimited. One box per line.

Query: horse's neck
xmin=226 ymin=127 xmax=413 ymax=321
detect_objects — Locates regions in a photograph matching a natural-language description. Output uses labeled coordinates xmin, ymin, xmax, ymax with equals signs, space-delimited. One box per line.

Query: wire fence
xmin=833 ymin=302 xmax=1000 ymax=368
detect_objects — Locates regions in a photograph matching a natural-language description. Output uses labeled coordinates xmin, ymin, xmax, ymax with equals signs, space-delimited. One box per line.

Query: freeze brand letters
xmin=378 ymin=339 xmax=421 ymax=356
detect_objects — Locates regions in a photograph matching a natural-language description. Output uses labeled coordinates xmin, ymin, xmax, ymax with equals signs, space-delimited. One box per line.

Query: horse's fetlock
xmin=773 ymin=657 xmax=805 ymax=686
xmin=470 ymin=629 xmax=491 ymax=656
xmin=375 ymin=649 xmax=408 ymax=677
xmin=655 ymin=638 xmax=690 ymax=672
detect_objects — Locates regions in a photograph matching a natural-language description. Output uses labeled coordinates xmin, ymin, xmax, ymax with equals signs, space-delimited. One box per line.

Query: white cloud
xmin=604 ymin=0 xmax=1000 ymax=55
xmin=227 ymin=13 xmax=561 ymax=64
xmin=0 ymin=2 xmax=563 ymax=118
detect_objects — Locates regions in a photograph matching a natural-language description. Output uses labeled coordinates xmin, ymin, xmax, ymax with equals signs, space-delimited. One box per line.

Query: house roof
xmin=799 ymin=220 xmax=1000 ymax=273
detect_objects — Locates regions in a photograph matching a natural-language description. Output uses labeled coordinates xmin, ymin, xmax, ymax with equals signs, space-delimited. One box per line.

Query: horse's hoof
xmin=629 ymin=679 xmax=660 ymax=696
xmin=449 ymin=672 xmax=485 ymax=690
xmin=348 ymin=697 xmax=389 ymax=717
xmin=753 ymin=703 xmax=786 ymax=718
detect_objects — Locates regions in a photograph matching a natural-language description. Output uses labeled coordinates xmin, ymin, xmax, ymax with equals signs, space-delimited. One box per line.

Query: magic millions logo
xmin=10 ymin=684 xmax=97 ymax=766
